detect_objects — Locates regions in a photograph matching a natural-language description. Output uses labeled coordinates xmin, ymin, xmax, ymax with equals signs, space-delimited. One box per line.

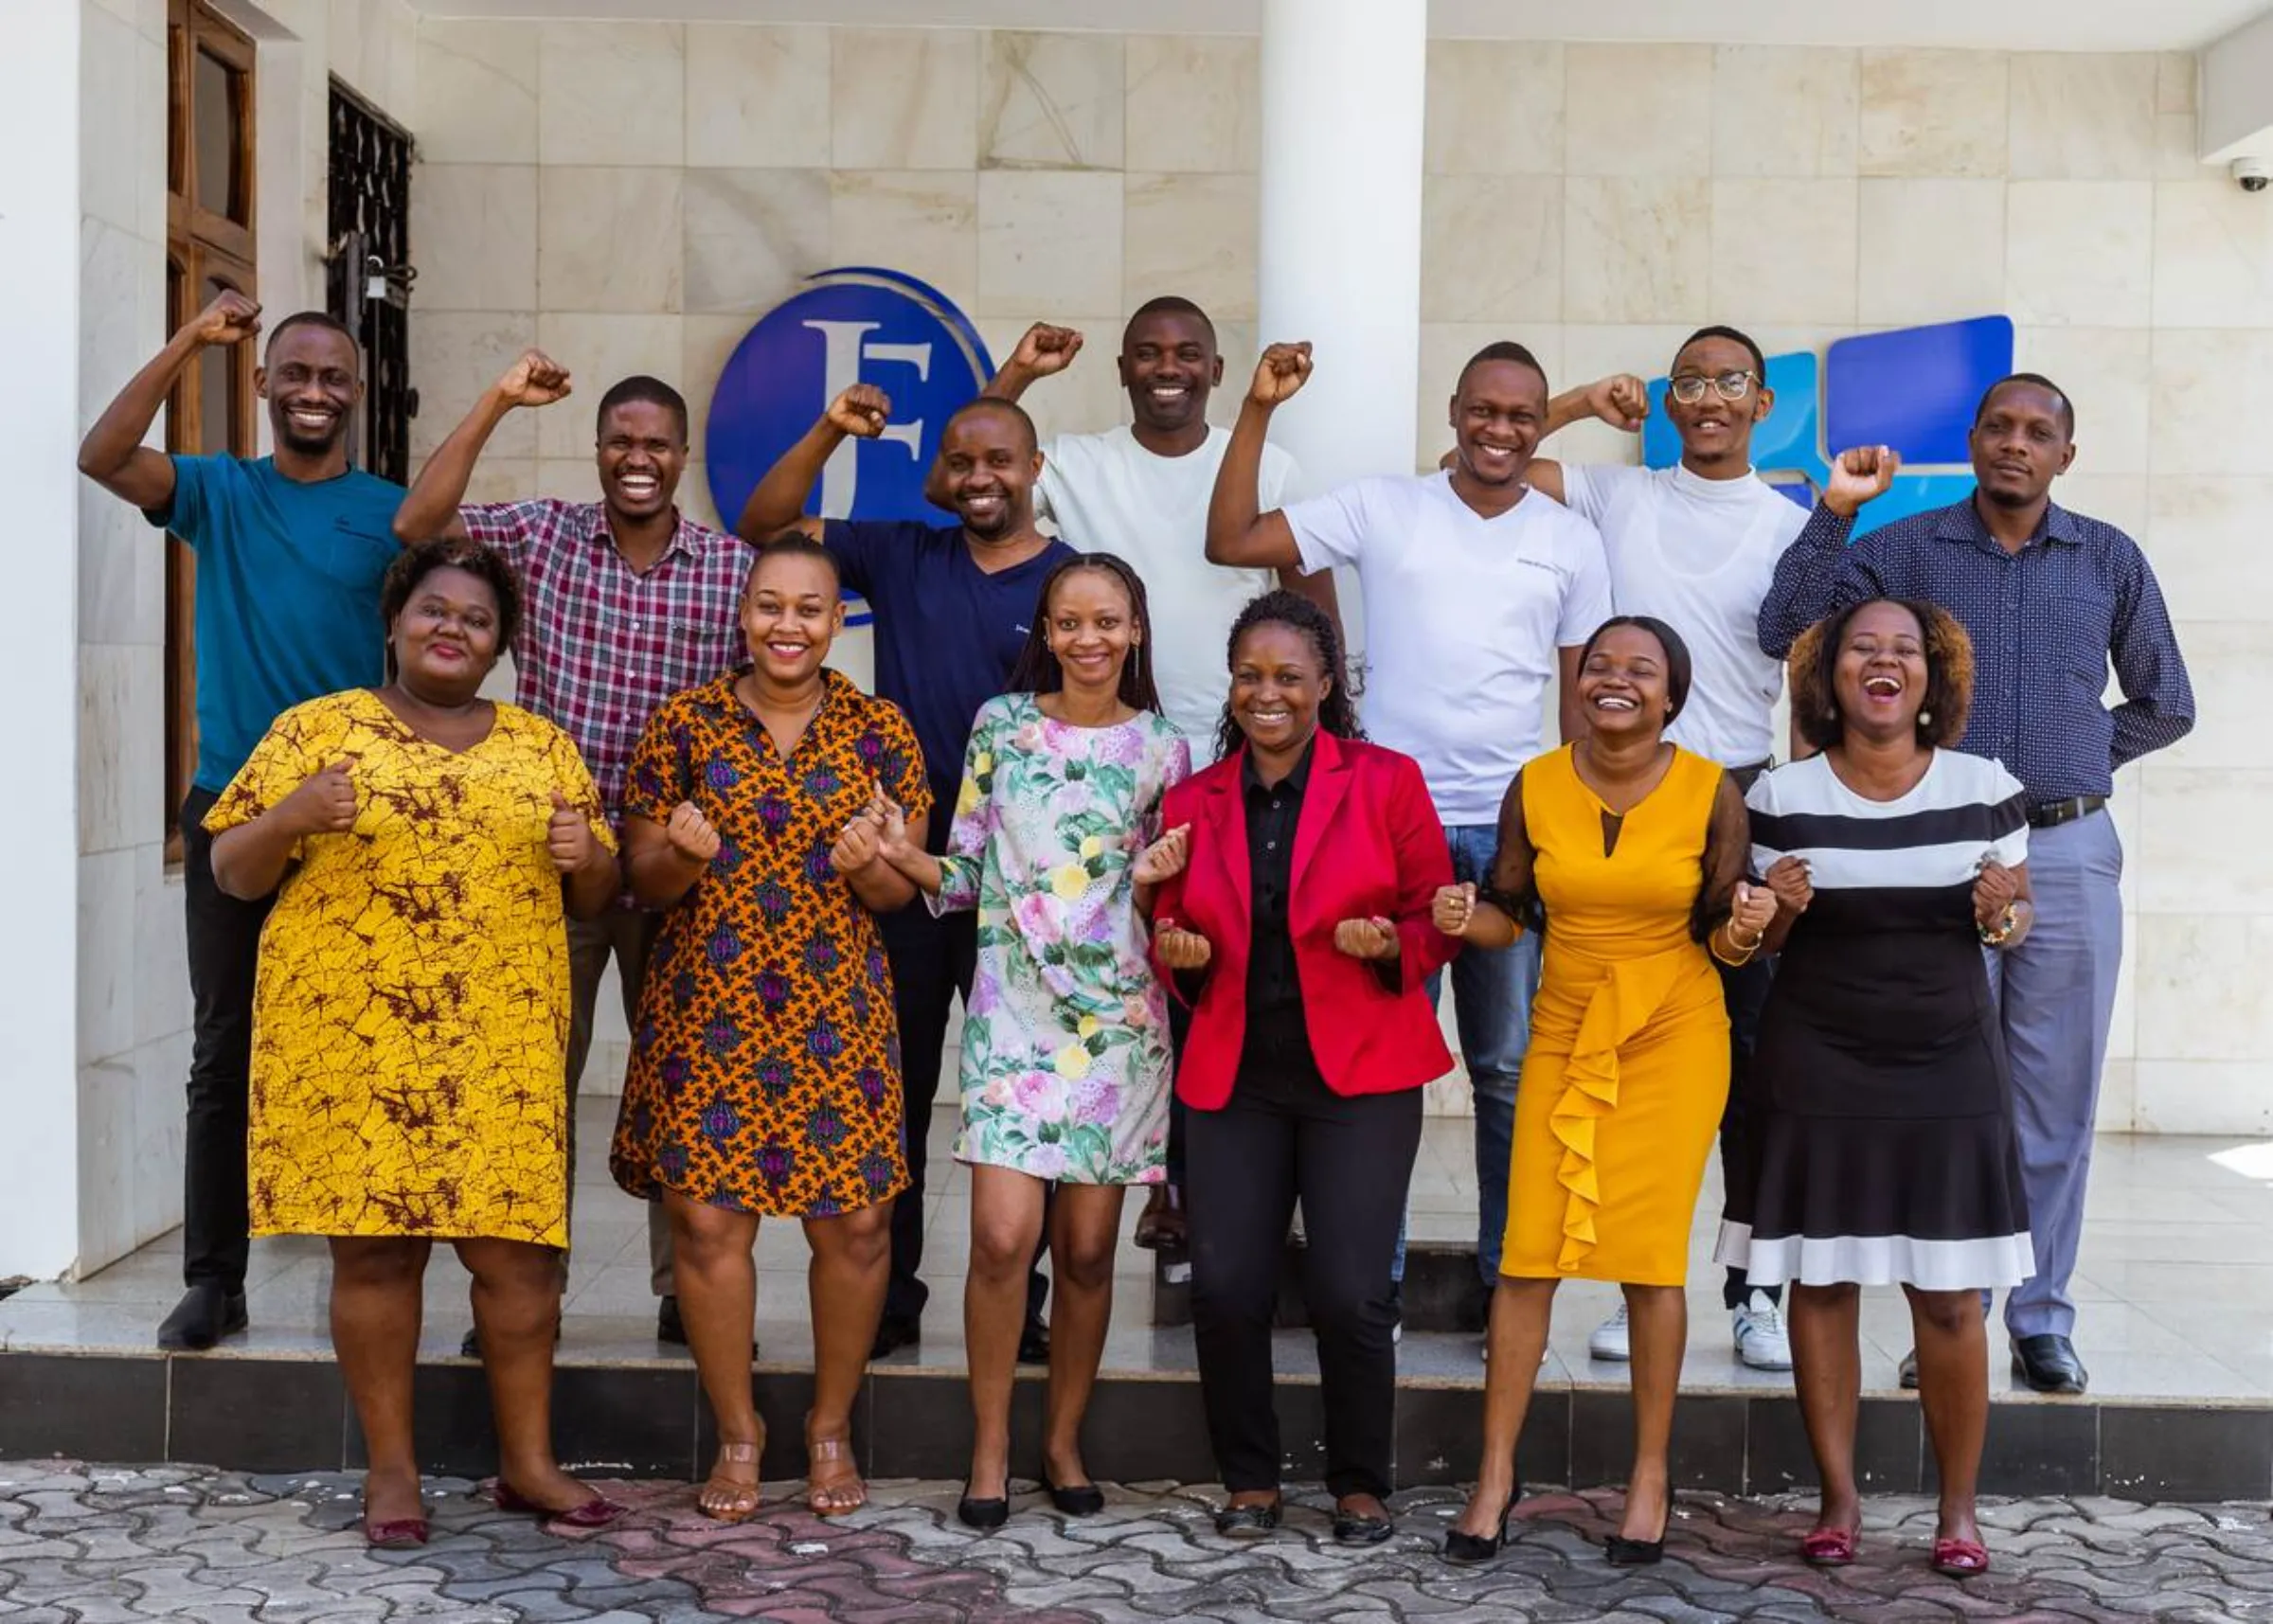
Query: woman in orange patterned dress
xmin=610 ymin=534 xmax=932 ymax=1524
xmin=206 ymin=539 xmax=625 ymax=1549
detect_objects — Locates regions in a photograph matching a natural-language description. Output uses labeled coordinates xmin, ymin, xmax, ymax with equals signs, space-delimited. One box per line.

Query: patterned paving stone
xmin=9 ymin=1460 xmax=2273 ymax=1620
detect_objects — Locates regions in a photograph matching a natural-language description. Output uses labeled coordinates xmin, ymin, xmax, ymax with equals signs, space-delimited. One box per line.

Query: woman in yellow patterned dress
xmin=206 ymin=539 xmax=625 ymax=1549
xmin=1430 ymin=617 xmax=1778 ymax=1568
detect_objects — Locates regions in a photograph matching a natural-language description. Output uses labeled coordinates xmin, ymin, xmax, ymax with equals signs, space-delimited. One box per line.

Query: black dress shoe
xmin=870 ymin=1312 xmax=922 ymax=1360
xmin=1332 ymin=1503 xmax=1395 ymax=1544
xmin=1041 ymin=1475 xmax=1105 ymax=1517
xmin=1898 ymin=1348 xmax=1920 ymax=1389
xmin=1604 ymin=1533 xmax=1665 ymax=1565
xmin=957 ymin=1481 xmax=1011 ymax=1531
xmin=656 ymin=1294 xmax=687 ymax=1346
xmin=1441 ymin=1501 xmax=1511 ymax=1564
xmin=2012 ymin=1333 xmax=2088 ymax=1394
xmin=1212 ymin=1496 xmax=1283 ymax=1538
xmin=157 ymin=1284 xmax=247 ymax=1351
xmin=1016 ymin=1319 xmax=1050 ymax=1365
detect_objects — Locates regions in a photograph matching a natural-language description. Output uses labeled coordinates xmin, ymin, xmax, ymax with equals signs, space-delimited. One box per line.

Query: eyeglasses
xmin=1668 ymin=371 xmax=1759 ymax=404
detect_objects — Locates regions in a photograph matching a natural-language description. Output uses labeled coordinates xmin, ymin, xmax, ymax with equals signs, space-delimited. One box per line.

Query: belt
xmin=2028 ymin=795 xmax=2106 ymax=830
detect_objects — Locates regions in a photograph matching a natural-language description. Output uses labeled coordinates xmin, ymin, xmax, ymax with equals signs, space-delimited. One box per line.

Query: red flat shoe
xmin=1799 ymin=1527 xmax=1857 ymax=1566
xmin=493 ymin=1480 xmax=629 ymax=1528
xmin=1930 ymin=1537 xmax=1990 ymax=1578
xmin=364 ymin=1516 xmax=429 ymax=1549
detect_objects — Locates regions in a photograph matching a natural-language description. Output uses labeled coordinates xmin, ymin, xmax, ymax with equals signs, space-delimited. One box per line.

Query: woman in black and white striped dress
xmin=1717 ymin=598 xmax=2034 ymax=1581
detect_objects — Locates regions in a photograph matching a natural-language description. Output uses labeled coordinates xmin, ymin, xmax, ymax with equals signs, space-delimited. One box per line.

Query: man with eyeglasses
xmin=1488 ymin=325 xmax=1808 ymax=1376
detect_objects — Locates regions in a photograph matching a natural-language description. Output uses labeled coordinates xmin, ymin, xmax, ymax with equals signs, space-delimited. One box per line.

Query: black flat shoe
xmin=1442 ymin=1501 xmax=1512 ymax=1564
xmin=157 ymin=1284 xmax=247 ymax=1352
xmin=1041 ymin=1476 xmax=1105 ymax=1517
xmin=1332 ymin=1505 xmax=1395 ymax=1545
xmin=2011 ymin=1333 xmax=2088 ymax=1395
xmin=956 ymin=1481 xmax=1011 ymax=1531
xmin=656 ymin=1294 xmax=688 ymax=1347
xmin=1604 ymin=1533 xmax=1665 ymax=1565
xmin=1016 ymin=1319 xmax=1050 ymax=1365
xmin=1213 ymin=1496 xmax=1283 ymax=1538
xmin=870 ymin=1312 xmax=922 ymax=1360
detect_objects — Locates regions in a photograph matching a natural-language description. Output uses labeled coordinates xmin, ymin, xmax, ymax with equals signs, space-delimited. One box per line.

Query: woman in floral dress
xmin=876 ymin=553 xmax=1192 ymax=1529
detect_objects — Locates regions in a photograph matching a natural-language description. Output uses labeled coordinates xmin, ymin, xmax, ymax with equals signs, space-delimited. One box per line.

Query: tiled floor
xmin=9 ymin=1102 xmax=2273 ymax=1405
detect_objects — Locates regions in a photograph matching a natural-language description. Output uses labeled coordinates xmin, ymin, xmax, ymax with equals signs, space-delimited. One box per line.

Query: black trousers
xmin=178 ymin=786 xmax=274 ymax=1294
xmin=1188 ymin=1068 xmax=1423 ymax=1500
xmin=880 ymin=904 xmax=1049 ymax=1327
xmin=1717 ymin=951 xmax=1778 ymax=1312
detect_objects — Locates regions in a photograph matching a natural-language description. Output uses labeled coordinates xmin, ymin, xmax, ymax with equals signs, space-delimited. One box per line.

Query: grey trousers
xmin=565 ymin=907 xmax=673 ymax=1296
xmin=1989 ymin=809 xmax=2124 ymax=1340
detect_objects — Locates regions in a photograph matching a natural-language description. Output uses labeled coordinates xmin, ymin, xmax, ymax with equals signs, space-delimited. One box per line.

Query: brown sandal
xmin=805 ymin=1418 xmax=866 ymax=1517
xmin=698 ymin=1438 xmax=762 ymax=1524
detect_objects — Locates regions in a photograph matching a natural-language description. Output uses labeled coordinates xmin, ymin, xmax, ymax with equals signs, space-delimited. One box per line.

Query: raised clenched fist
xmin=1011 ymin=323 xmax=1084 ymax=378
xmin=1590 ymin=373 xmax=1650 ymax=433
xmin=188 ymin=290 xmax=262 ymax=350
xmin=1247 ymin=343 xmax=1314 ymax=408
xmin=1824 ymin=445 xmax=1901 ymax=518
xmin=496 ymin=348 xmax=573 ymax=410
xmin=826 ymin=384 xmax=891 ymax=439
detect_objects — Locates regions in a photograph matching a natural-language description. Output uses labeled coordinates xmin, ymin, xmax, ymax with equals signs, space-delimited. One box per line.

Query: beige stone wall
xmin=406 ymin=23 xmax=2271 ymax=1133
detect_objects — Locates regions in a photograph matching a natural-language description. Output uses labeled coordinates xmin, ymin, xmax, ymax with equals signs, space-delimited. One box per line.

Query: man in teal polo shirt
xmin=79 ymin=290 xmax=403 ymax=1350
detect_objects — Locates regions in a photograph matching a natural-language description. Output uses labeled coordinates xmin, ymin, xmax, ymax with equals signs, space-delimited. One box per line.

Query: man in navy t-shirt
xmin=78 ymin=291 xmax=402 ymax=1351
xmin=739 ymin=388 xmax=1071 ymax=1359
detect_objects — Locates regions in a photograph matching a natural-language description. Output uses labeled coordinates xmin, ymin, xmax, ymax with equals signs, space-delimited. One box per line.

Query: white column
xmin=0 ymin=2 xmax=83 ymax=1278
xmin=1256 ymin=0 xmax=1428 ymax=485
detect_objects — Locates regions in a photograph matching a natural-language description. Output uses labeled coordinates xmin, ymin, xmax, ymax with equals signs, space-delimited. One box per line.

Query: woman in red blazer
xmin=1146 ymin=590 xmax=1459 ymax=1545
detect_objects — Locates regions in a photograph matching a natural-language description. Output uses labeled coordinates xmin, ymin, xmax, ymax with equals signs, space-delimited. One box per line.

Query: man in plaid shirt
xmin=394 ymin=349 xmax=749 ymax=1349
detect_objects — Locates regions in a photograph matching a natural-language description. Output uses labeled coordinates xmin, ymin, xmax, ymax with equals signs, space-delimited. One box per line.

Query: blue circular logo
xmin=706 ymin=267 xmax=994 ymax=535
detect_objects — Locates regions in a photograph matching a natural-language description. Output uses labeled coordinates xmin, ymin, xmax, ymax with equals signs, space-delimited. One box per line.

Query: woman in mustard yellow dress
xmin=206 ymin=539 xmax=626 ymax=1549
xmin=1432 ymin=617 xmax=1778 ymax=1568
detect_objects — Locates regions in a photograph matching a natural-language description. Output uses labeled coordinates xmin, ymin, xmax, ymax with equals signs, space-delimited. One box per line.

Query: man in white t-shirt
xmin=1515 ymin=325 xmax=1807 ymax=1373
xmin=965 ymin=299 xmax=1333 ymax=1251
xmin=1207 ymin=338 xmax=1614 ymax=1291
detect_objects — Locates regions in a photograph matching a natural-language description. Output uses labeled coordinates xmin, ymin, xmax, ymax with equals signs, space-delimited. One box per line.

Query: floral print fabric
xmin=931 ymin=694 xmax=1191 ymax=1185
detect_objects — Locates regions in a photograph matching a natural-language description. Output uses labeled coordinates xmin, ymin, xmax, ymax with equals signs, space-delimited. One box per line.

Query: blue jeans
xmin=1395 ymin=822 xmax=1542 ymax=1289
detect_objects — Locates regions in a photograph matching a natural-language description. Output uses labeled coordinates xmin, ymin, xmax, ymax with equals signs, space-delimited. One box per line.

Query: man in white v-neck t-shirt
xmin=1512 ymin=325 xmax=1807 ymax=1374
xmin=1208 ymin=338 xmax=1614 ymax=1292
xmin=963 ymin=299 xmax=1334 ymax=1254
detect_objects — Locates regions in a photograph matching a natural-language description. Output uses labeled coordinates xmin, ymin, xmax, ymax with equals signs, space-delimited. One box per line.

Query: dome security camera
xmin=2236 ymin=157 xmax=2271 ymax=194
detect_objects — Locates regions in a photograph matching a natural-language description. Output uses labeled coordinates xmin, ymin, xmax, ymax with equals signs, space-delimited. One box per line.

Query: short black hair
xmin=1973 ymin=371 xmax=2075 ymax=439
xmin=743 ymin=528 xmax=842 ymax=594
xmin=596 ymin=375 xmax=689 ymax=443
xmin=380 ymin=537 xmax=523 ymax=669
xmin=1457 ymin=340 xmax=1549 ymax=395
xmin=945 ymin=395 xmax=1040 ymax=455
xmin=1675 ymin=325 xmax=1769 ymax=389
xmin=1123 ymin=295 xmax=1217 ymax=351
xmin=264 ymin=311 xmax=358 ymax=361
xmin=1578 ymin=616 xmax=1694 ymax=724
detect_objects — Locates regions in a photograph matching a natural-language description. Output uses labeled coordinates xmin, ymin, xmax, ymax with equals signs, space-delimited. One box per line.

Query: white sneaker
xmin=1587 ymin=1302 xmax=1631 ymax=1363
xmin=1733 ymin=1291 xmax=1794 ymax=1371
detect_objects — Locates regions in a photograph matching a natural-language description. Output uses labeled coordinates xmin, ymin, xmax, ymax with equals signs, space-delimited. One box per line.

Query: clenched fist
xmin=1246 ymin=343 xmax=1314 ymax=409
xmin=1333 ymin=917 xmax=1400 ymax=962
xmin=1588 ymin=373 xmax=1650 ymax=433
xmin=280 ymin=759 xmax=357 ymax=837
xmin=665 ymin=801 xmax=721 ymax=865
xmin=1973 ymin=858 xmax=2020 ymax=930
xmin=495 ymin=348 xmax=573 ymax=410
xmin=825 ymin=384 xmax=890 ymax=439
xmin=1009 ymin=323 xmax=1083 ymax=378
xmin=1154 ymin=919 xmax=1212 ymax=972
xmin=1763 ymin=855 xmax=1813 ymax=919
xmin=547 ymin=788 xmax=598 ymax=872
xmin=185 ymin=290 xmax=262 ymax=350
xmin=1132 ymin=824 xmax=1191 ymax=887
xmin=831 ymin=807 xmax=884 ymax=875
xmin=1432 ymin=881 xmax=1479 ymax=938
xmin=1727 ymin=881 xmax=1778 ymax=944
xmin=1823 ymin=445 xmax=1901 ymax=518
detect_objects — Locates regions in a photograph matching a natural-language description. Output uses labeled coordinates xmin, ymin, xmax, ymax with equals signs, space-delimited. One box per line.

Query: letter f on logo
xmin=803 ymin=320 xmax=933 ymax=518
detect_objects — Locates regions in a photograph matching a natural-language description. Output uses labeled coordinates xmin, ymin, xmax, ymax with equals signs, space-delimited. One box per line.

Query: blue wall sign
xmin=1643 ymin=315 xmax=2014 ymax=536
xmin=707 ymin=268 xmax=995 ymax=622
